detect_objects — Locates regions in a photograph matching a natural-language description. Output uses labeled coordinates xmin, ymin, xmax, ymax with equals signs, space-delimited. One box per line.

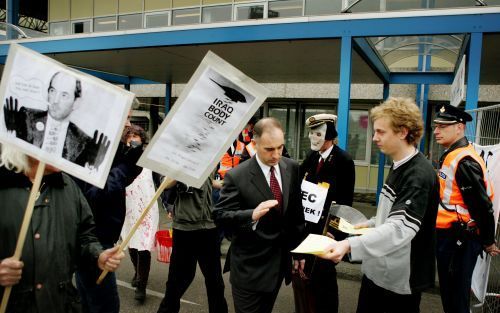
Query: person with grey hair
xmin=3 ymin=71 xmax=109 ymax=169
xmin=213 ymin=117 xmax=305 ymax=313
xmin=0 ymin=143 xmax=124 ymax=313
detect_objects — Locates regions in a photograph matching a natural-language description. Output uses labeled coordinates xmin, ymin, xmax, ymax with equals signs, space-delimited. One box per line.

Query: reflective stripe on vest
xmin=246 ymin=141 xmax=256 ymax=157
xmin=436 ymin=144 xmax=494 ymax=229
xmin=218 ymin=141 xmax=245 ymax=179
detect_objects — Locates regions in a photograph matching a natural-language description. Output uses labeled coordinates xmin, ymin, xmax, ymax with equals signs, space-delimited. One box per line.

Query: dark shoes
xmin=131 ymin=275 xmax=138 ymax=288
xmin=134 ymin=287 xmax=146 ymax=303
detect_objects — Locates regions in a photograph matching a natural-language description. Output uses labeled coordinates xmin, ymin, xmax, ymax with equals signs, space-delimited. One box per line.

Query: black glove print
xmin=3 ymin=96 xmax=27 ymax=139
xmin=86 ymin=130 xmax=110 ymax=170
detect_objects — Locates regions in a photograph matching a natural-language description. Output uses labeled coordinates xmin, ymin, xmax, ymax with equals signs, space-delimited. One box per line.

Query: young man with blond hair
xmin=319 ymin=97 xmax=439 ymax=313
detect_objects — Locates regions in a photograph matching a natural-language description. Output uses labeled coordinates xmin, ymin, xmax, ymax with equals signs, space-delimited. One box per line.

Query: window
xmin=348 ymin=110 xmax=369 ymax=162
xmin=305 ymin=0 xmax=340 ymax=15
xmin=94 ymin=16 xmax=117 ymax=32
xmin=202 ymin=5 xmax=232 ymax=23
xmin=268 ymin=0 xmax=303 ymax=19
xmin=119 ymin=14 xmax=143 ymax=30
xmin=234 ymin=2 xmax=267 ymax=21
xmin=172 ymin=8 xmax=201 ymax=25
xmin=71 ymin=20 xmax=91 ymax=34
xmin=49 ymin=21 xmax=70 ymax=36
xmin=145 ymin=11 xmax=171 ymax=28
xmin=269 ymin=104 xmax=298 ymax=159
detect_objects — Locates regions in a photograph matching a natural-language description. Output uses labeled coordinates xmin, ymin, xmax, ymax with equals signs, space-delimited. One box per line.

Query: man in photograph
xmin=3 ymin=71 xmax=109 ymax=169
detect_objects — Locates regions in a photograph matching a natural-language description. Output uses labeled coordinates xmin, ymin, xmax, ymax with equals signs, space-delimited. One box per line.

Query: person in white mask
xmin=292 ymin=113 xmax=355 ymax=313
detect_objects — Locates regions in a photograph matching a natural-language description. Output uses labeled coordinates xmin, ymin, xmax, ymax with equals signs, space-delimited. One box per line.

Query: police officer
xmin=293 ymin=113 xmax=355 ymax=313
xmin=433 ymin=103 xmax=499 ymax=313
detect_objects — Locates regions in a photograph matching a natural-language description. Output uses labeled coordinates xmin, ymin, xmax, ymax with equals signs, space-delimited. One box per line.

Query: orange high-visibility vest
xmin=241 ymin=129 xmax=251 ymax=143
xmin=246 ymin=141 xmax=256 ymax=157
xmin=218 ymin=140 xmax=245 ymax=180
xmin=436 ymin=144 xmax=494 ymax=229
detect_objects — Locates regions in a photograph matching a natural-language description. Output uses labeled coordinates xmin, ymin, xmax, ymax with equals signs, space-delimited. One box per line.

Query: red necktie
xmin=316 ymin=157 xmax=324 ymax=174
xmin=270 ymin=166 xmax=283 ymax=211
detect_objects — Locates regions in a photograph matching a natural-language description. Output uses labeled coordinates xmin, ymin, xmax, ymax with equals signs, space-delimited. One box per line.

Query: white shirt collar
xmin=393 ymin=148 xmax=418 ymax=169
xmin=255 ymin=154 xmax=282 ymax=189
xmin=319 ymin=144 xmax=334 ymax=160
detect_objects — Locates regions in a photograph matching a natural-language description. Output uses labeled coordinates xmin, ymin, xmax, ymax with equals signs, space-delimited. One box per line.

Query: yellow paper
xmin=291 ymin=234 xmax=335 ymax=255
xmin=337 ymin=217 xmax=371 ymax=235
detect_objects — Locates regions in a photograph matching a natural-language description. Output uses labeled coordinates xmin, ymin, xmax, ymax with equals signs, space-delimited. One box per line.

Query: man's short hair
xmin=253 ymin=117 xmax=283 ymax=139
xmin=370 ymin=97 xmax=424 ymax=146
xmin=48 ymin=71 xmax=82 ymax=99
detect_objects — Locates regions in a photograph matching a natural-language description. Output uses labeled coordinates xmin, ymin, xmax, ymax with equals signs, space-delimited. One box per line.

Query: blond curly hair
xmin=370 ymin=97 xmax=424 ymax=146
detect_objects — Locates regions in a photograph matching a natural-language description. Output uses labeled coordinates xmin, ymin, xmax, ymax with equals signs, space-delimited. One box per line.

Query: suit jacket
xmin=5 ymin=107 xmax=97 ymax=167
xmin=213 ymin=156 xmax=305 ymax=293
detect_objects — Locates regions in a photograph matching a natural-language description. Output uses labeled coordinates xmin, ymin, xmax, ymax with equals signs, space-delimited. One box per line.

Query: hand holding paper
xmin=291 ymin=234 xmax=351 ymax=264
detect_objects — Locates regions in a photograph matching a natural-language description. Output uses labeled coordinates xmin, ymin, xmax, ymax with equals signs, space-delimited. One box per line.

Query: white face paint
xmin=308 ymin=123 xmax=327 ymax=151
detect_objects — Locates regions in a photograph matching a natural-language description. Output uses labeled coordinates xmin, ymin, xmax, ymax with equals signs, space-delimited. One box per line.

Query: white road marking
xmin=116 ymin=279 xmax=201 ymax=305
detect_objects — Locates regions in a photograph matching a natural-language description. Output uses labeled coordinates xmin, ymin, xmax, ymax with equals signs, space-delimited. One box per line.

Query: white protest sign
xmin=301 ymin=180 xmax=328 ymax=223
xmin=450 ymin=55 xmax=466 ymax=107
xmin=138 ymin=51 xmax=269 ymax=188
xmin=0 ymin=44 xmax=134 ymax=188
xmin=471 ymin=143 xmax=500 ymax=303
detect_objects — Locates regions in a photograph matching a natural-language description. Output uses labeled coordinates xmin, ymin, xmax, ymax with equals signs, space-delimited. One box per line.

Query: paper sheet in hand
xmin=138 ymin=51 xmax=269 ymax=188
xmin=291 ymin=234 xmax=335 ymax=255
xmin=336 ymin=217 xmax=371 ymax=235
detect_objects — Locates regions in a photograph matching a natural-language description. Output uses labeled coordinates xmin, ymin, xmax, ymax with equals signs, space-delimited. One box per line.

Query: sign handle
xmin=0 ymin=162 xmax=46 ymax=313
xmin=96 ymin=177 xmax=174 ymax=284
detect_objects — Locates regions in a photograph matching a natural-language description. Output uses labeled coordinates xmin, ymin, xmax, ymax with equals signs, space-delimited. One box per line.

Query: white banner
xmin=0 ymin=44 xmax=134 ymax=188
xmin=138 ymin=51 xmax=269 ymax=188
xmin=471 ymin=143 xmax=500 ymax=302
xmin=301 ymin=180 xmax=328 ymax=223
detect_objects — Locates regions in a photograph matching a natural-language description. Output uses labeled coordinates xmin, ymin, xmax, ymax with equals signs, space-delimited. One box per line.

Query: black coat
xmin=0 ymin=167 xmax=102 ymax=313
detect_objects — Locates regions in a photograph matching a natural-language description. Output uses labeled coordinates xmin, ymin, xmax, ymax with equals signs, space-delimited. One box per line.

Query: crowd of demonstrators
xmin=74 ymin=114 xmax=143 ymax=313
xmin=213 ymin=117 xmax=306 ymax=313
xmin=293 ymin=113 xmax=355 ymax=313
xmin=433 ymin=104 xmax=500 ymax=313
xmin=319 ymin=98 xmax=440 ymax=313
xmin=119 ymin=125 xmax=160 ymax=303
xmin=0 ymin=143 xmax=124 ymax=313
xmin=157 ymin=177 xmax=228 ymax=313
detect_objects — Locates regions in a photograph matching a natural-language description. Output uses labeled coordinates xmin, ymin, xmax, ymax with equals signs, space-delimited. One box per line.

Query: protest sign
xmin=301 ymin=180 xmax=328 ymax=223
xmin=471 ymin=143 xmax=500 ymax=302
xmin=0 ymin=43 xmax=134 ymax=188
xmin=138 ymin=51 xmax=269 ymax=188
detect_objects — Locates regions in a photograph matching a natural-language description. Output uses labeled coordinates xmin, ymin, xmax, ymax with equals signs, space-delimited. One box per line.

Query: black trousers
xmin=356 ymin=275 xmax=422 ymax=313
xmin=129 ymin=248 xmax=151 ymax=289
xmin=231 ymin=279 xmax=282 ymax=313
xmin=157 ymin=228 xmax=228 ymax=313
xmin=436 ymin=230 xmax=482 ymax=313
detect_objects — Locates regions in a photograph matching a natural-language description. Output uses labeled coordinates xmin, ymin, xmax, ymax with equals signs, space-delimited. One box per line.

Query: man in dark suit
xmin=294 ymin=113 xmax=355 ymax=313
xmin=3 ymin=71 xmax=109 ymax=169
xmin=213 ymin=117 xmax=305 ymax=313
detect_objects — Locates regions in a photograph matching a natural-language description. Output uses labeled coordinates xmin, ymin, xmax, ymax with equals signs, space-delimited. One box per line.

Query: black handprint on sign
xmin=3 ymin=96 xmax=28 ymax=140
xmin=86 ymin=130 xmax=110 ymax=170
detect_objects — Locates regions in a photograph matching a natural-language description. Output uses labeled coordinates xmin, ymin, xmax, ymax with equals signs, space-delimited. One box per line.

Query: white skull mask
xmin=308 ymin=123 xmax=327 ymax=151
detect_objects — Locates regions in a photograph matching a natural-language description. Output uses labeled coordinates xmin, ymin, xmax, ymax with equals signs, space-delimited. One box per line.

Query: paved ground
xmin=117 ymin=201 xmax=446 ymax=312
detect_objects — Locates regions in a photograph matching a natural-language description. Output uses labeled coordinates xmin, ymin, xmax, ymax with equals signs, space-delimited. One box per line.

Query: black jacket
xmin=73 ymin=143 xmax=142 ymax=246
xmin=0 ymin=166 xmax=102 ymax=313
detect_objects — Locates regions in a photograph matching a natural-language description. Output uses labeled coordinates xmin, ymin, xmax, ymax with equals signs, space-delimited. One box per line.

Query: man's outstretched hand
xmin=86 ymin=130 xmax=110 ymax=170
xmin=3 ymin=96 xmax=27 ymax=138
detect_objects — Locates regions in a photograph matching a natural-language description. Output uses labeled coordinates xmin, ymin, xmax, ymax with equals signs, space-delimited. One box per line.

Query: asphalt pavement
xmin=116 ymin=201 xmax=445 ymax=313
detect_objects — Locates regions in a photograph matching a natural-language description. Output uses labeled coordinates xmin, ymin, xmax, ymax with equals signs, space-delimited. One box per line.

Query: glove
xmin=123 ymin=143 xmax=143 ymax=166
xmin=4 ymin=97 xmax=28 ymax=139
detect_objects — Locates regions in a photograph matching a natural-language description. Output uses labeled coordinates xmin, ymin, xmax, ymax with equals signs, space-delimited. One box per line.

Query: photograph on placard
xmin=0 ymin=44 xmax=134 ymax=188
